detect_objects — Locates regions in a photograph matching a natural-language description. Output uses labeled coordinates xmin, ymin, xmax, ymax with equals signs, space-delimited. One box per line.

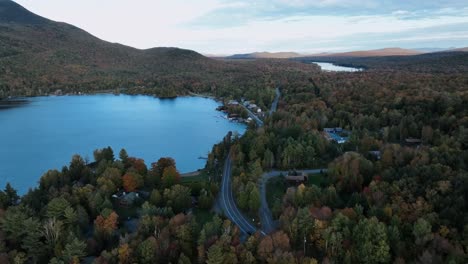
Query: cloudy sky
xmin=14 ymin=0 xmax=468 ymax=54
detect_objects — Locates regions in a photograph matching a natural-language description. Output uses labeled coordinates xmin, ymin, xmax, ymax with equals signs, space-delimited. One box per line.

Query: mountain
xmin=227 ymin=48 xmax=424 ymax=59
xmin=415 ymin=47 xmax=454 ymax=53
xmin=0 ymin=1 xmax=251 ymax=97
xmin=0 ymin=0 xmax=318 ymax=99
xmin=227 ymin=52 xmax=303 ymax=59
xmin=309 ymin=48 xmax=423 ymax=57
xmin=451 ymin=47 xmax=468 ymax=52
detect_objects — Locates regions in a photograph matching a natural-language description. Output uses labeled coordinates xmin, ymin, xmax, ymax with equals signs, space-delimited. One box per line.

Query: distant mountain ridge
xmin=227 ymin=48 xmax=427 ymax=59
xmin=227 ymin=52 xmax=303 ymax=59
xmin=307 ymin=48 xmax=424 ymax=57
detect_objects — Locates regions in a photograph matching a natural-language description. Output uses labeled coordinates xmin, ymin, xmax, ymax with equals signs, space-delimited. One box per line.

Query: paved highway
xmin=220 ymin=152 xmax=266 ymax=236
xmin=218 ymin=87 xmax=328 ymax=237
xmin=269 ymin=87 xmax=281 ymax=115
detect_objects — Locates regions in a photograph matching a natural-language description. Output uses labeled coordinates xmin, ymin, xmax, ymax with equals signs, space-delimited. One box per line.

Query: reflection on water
xmin=312 ymin=62 xmax=362 ymax=72
xmin=0 ymin=94 xmax=246 ymax=193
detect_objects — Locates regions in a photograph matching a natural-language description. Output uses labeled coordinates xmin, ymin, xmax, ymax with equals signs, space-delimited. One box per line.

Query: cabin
xmin=405 ymin=138 xmax=422 ymax=146
xmin=248 ymin=103 xmax=258 ymax=110
xmin=112 ymin=191 xmax=140 ymax=207
xmin=368 ymin=151 xmax=382 ymax=160
xmin=228 ymin=100 xmax=239 ymax=106
xmin=286 ymin=171 xmax=308 ymax=184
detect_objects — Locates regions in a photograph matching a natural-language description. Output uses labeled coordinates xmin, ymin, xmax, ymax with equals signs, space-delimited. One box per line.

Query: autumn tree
xmin=118 ymin=243 xmax=133 ymax=264
xmin=94 ymin=209 xmax=119 ymax=239
xmin=328 ymin=152 xmax=373 ymax=193
xmin=164 ymin=185 xmax=191 ymax=213
xmin=122 ymin=173 xmax=143 ymax=192
xmin=162 ymin=165 xmax=181 ymax=188
xmin=151 ymin=157 xmax=176 ymax=177
xmin=352 ymin=217 xmax=390 ymax=264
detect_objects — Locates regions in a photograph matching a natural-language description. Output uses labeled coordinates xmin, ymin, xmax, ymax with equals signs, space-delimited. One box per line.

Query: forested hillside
xmin=0 ymin=0 xmax=467 ymax=263
xmin=297 ymin=51 xmax=468 ymax=73
xmin=0 ymin=0 xmax=316 ymax=101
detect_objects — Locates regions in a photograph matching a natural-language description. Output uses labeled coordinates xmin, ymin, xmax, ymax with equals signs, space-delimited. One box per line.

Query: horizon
xmin=12 ymin=0 xmax=468 ymax=55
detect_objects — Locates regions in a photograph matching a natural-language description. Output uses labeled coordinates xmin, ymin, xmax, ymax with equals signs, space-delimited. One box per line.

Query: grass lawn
xmin=181 ymin=171 xmax=210 ymax=184
xmin=266 ymin=176 xmax=288 ymax=209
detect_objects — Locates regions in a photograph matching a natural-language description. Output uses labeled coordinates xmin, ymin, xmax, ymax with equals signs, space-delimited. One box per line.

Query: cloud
xmin=13 ymin=0 xmax=468 ymax=53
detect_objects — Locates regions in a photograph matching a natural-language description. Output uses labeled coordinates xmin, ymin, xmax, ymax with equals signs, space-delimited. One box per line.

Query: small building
xmin=323 ymin=127 xmax=350 ymax=144
xmin=286 ymin=171 xmax=308 ymax=184
xmin=257 ymin=108 xmax=262 ymax=113
xmin=228 ymin=113 xmax=240 ymax=119
xmin=112 ymin=191 xmax=140 ymax=207
xmin=405 ymin=138 xmax=422 ymax=146
xmin=228 ymin=100 xmax=239 ymax=106
xmin=368 ymin=151 xmax=381 ymax=160
xmin=248 ymin=104 xmax=258 ymax=109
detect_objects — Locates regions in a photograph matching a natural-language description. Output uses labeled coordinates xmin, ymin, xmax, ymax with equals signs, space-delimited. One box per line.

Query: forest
xmin=1 ymin=0 xmax=467 ymax=263
xmin=1 ymin=49 xmax=467 ymax=263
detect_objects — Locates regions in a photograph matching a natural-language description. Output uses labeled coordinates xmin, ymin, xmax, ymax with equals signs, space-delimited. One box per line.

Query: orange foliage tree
xmin=122 ymin=173 xmax=143 ymax=192
xmin=94 ymin=210 xmax=119 ymax=237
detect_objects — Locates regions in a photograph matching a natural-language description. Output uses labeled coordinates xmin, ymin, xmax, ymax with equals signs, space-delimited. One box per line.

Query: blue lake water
xmin=312 ymin=62 xmax=362 ymax=72
xmin=0 ymin=94 xmax=246 ymax=194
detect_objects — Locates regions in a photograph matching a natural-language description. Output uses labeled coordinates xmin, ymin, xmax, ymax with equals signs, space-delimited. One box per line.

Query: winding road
xmin=218 ymin=86 xmax=328 ymax=236
xmin=220 ymin=152 xmax=266 ymax=236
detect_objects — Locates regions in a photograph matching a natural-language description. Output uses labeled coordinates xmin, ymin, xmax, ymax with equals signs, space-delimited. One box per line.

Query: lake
xmin=312 ymin=62 xmax=362 ymax=72
xmin=0 ymin=94 xmax=246 ymax=194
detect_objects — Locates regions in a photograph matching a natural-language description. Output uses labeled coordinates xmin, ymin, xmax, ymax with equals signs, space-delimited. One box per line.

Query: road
xmin=239 ymin=87 xmax=280 ymax=127
xmin=218 ymin=86 xmax=286 ymax=236
xmin=240 ymin=104 xmax=264 ymax=127
xmin=259 ymin=169 xmax=328 ymax=234
xmin=219 ymin=152 xmax=265 ymax=236
xmin=269 ymin=87 xmax=281 ymax=115
xmin=219 ymin=87 xmax=327 ymax=236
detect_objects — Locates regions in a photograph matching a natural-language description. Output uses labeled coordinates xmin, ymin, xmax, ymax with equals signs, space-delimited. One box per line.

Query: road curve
xmin=219 ymin=152 xmax=265 ymax=236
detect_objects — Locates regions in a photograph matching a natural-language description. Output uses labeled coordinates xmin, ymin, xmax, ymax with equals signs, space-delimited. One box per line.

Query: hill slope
xmin=0 ymin=0 xmax=319 ymax=99
xmin=0 ymin=1 xmax=259 ymax=97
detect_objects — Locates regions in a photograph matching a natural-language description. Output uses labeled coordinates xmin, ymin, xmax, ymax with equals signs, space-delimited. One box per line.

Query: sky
xmin=14 ymin=0 xmax=468 ymax=55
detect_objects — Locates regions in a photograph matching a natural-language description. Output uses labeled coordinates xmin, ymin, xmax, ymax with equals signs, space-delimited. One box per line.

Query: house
xmin=112 ymin=191 xmax=140 ymax=207
xmin=248 ymin=104 xmax=258 ymax=110
xmin=368 ymin=151 xmax=381 ymax=160
xmin=323 ymin=127 xmax=350 ymax=144
xmin=405 ymin=138 xmax=422 ymax=146
xmin=286 ymin=171 xmax=308 ymax=184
